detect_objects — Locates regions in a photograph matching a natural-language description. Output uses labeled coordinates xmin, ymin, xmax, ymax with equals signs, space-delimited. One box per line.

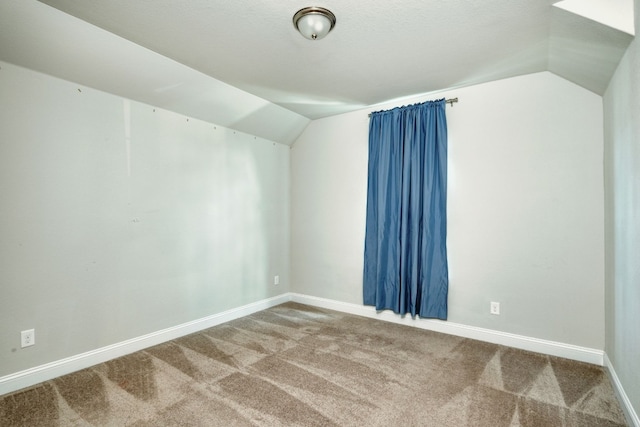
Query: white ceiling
xmin=555 ymin=0 xmax=635 ymax=35
xmin=0 ymin=1 xmax=634 ymax=145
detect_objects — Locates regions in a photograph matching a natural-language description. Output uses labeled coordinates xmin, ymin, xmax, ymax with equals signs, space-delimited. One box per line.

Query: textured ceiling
xmin=0 ymin=1 xmax=634 ymax=144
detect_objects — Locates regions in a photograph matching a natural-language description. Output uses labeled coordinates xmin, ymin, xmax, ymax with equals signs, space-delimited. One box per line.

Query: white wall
xmin=0 ymin=1 xmax=310 ymax=146
xmin=291 ymin=71 xmax=605 ymax=349
xmin=604 ymin=0 xmax=640 ymax=418
xmin=0 ymin=61 xmax=289 ymax=377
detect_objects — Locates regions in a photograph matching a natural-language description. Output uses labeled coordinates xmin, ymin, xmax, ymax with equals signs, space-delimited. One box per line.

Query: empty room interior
xmin=0 ymin=0 xmax=639 ymax=425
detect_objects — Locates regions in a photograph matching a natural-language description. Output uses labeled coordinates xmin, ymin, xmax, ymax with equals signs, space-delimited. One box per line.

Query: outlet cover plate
xmin=21 ymin=329 xmax=35 ymax=348
xmin=490 ymin=302 xmax=500 ymax=315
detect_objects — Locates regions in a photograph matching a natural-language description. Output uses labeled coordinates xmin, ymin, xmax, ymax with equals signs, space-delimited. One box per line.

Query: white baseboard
xmin=604 ymin=353 xmax=640 ymax=427
xmin=0 ymin=294 xmax=290 ymax=396
xmin=289 ymin=293 xmax=604 ymax=365
xmin=0 ymin=292 xmax=618 ymax=404
xmin=301 ymin=293 xmax=640 ymax=423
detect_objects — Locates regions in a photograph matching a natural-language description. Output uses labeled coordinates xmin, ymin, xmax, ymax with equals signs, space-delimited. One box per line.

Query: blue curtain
xmin=363 ymin=99 xmax=448 ymax=320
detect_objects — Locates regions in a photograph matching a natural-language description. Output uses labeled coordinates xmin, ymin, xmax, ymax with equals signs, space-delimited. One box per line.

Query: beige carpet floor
xmin=0 ymin=302 xmax=628 ymax=426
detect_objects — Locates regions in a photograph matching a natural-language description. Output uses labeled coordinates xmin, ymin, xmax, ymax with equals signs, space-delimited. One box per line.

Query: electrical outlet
xmin=21 ymin=329 xmax=35 ymax=348
xmin=490 ymin=302 xmax=500 ymax=315
xmin=274 ymin=275 xmax=280 ymax=285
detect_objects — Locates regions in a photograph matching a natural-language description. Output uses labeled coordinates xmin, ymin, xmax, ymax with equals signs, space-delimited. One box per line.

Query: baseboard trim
xmin=0 ymin=292 xmax=612 ymax=398
xmin=289 ymin=293 xmax=604 ymax=366
xmin=0 ymin=294 xmax=290 ymax=396
xmin=604 ymin=353 xmax=640 ymax=427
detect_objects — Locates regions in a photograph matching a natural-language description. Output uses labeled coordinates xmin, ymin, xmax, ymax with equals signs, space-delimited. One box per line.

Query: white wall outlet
xmin=21 ymin=329 xmax=35 ymax=348
xmin=274 ymin=275 xmax=280 ymax=285
xmin=490 ymin=302 xmax=500 ymax=315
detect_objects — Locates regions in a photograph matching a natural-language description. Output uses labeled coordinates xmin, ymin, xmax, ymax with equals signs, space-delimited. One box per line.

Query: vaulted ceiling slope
xmin=0 ymin=1 xmax=634 ymax=145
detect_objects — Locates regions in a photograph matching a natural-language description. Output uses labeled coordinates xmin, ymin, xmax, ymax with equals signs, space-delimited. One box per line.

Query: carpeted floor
xmin=0 ymin=302 xmax=628 ymax=426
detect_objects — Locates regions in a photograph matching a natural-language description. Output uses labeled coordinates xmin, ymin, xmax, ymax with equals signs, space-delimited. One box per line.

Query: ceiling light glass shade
xmin=293 ymin=7 xmax=336 ymax=40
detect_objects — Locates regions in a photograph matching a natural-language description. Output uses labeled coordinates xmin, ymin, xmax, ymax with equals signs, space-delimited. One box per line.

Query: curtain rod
xmin=368 ymin=97 xmax=458 ymax=117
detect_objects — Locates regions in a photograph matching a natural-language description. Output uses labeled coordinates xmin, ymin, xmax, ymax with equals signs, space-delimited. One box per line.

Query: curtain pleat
xmin=363 ymin=99 xmax=448 ymax=320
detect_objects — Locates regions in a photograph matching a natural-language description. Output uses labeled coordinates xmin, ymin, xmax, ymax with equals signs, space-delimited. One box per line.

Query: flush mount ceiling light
xmin=293 ymin=7 xmax=336 ymax=40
